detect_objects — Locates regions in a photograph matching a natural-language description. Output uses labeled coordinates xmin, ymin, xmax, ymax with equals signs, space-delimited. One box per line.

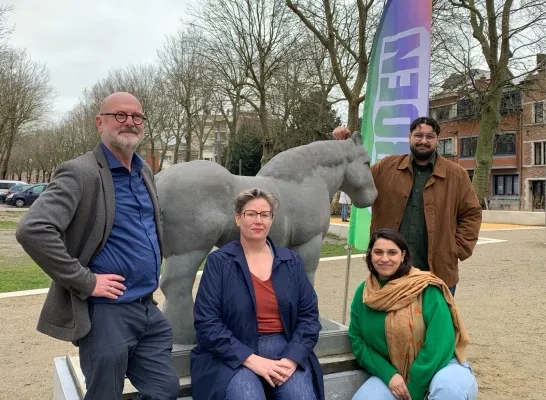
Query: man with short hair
xmin=16 ymin=92 xmax=180 ymax=399
xmin=333 ymin=116 xmax=482 ymax=294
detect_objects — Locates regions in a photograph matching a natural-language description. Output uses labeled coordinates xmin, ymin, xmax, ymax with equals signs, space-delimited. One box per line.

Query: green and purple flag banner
xmin=347 ymin=0 xmax=432 ymax=250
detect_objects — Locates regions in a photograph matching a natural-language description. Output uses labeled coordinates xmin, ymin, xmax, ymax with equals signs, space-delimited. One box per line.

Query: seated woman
xmin=349 ymin=229 xmax=478 ymax=400
xmin=190 ymin=188 xmax=324 ymax=400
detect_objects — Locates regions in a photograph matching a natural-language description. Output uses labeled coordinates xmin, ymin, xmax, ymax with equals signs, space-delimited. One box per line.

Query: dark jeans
xmin=449 ymin=285 xmax=456 ymax=296
xmin=79 ymin=299 xmax=179 ymax=400
xmin=225 ymin=333 xmax=316 ymax=400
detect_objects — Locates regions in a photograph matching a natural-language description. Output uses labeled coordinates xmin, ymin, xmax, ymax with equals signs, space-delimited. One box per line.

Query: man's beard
xmin=110 ymin=127 xmax=142 ymax=153
xmin=410 ymin=143 xmax=436 ymax=161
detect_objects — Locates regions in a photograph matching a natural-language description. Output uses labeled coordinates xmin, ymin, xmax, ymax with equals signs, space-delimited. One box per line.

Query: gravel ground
xmin=1 ymin=228 xmax=545 ymax=399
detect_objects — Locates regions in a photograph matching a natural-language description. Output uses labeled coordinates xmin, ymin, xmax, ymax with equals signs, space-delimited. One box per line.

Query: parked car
xmin=6 ymin=183 xmax=47 ymax=208
xmin=6 ymin=183 xmax=33 ymax=201
xmin=0 ymin=180 xmax=27 ymax=203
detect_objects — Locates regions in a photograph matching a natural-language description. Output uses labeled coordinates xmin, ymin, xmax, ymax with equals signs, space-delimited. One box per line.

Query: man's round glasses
xmin=412 ymin=133 xmax=437 ymax=142
xmin=240 ymin=210 xmax=274 ymax=221
xmin=100 ymin=111 xmax=146 ymax=125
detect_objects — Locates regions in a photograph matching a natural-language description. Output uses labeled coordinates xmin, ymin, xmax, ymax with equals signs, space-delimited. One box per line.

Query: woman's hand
xmin=389 ymin=373 xmax=412 ymax=400
xmin=242 ymin=354 xmax=288 ymax=387
xmin=273 ymin=358 xmax=298 ymax=386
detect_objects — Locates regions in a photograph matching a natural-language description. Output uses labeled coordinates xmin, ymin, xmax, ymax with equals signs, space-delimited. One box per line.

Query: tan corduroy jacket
xmin=370 ymin=153 xmax=482 ymax=287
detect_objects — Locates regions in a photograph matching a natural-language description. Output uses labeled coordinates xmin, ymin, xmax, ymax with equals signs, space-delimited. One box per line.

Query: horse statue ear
xmin=351 ymin=131 xmax=363 ymax=147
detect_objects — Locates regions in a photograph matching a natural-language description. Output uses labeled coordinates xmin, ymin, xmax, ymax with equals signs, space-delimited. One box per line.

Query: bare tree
xmin=158 ymin=29 xmax=210 ymax=163
xmin=0 ymin=5 xmax=13 ymax=47
xmin=285 ymin=0 xmax=385 ymax=132
xmin=0 ymin=48 xmax=53 ymax=178
xmin=434 ymin=0 xmax=546 ymax=202
xmin=196 ymin=0 xmax=301 ymax=165
xmin=200 ymin=33 xmax=248 ymax=168
xmin=270 ymin=32 xmax=340 ymax=153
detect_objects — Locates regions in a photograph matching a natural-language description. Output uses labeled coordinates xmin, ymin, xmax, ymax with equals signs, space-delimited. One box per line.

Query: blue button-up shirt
xmin=88 ymin=143 xmax=161 ymax=303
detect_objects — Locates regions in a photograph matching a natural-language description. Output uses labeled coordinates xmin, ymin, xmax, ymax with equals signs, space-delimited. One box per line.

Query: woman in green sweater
xmin=349 ymin=229 xmax=478 ymax=400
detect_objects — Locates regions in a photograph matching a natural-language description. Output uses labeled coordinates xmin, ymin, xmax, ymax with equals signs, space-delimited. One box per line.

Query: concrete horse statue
xmin=155 ymin=132 xmax=378 ymax=345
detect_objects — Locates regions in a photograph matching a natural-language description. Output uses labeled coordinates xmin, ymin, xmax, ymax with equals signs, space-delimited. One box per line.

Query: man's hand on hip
xmin=91 ymin=274 xmax=126 ymax=299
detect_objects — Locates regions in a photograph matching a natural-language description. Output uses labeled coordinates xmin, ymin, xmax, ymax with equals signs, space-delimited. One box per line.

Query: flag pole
xmin=341 ymin=243 xmax=353 ymax=325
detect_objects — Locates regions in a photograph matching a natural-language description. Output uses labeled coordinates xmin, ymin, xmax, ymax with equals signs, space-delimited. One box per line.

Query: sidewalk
xmin=329 ymin=216 xmax=542 ymax=231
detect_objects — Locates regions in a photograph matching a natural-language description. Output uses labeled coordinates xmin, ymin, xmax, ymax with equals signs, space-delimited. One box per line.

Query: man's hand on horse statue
xmin=332 ymin=126 xmax=351 ymax=140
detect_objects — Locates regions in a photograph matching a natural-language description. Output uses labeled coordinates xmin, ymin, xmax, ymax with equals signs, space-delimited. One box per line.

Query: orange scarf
xmin=363 ymin=267 xmax=469 ymax=381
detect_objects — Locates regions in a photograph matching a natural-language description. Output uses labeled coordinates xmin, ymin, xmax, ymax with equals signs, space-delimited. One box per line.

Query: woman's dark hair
xmin=365 ymin=228 xmax=413 ymax=281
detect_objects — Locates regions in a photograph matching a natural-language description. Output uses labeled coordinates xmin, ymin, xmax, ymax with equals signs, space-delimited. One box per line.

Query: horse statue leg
xmin=161 ymin=248 xmax=211 ymax=345
xmin=289 ymin=234 xmax=325 ymax=326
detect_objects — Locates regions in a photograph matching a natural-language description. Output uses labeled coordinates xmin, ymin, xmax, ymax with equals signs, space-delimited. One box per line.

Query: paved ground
xmin=1 ymin=227 xmax=545 ymax=399
xmin=0 ymin=203 xmax=27 ymax=212
xmin=330 ymin=215 xmax=540 ymax=231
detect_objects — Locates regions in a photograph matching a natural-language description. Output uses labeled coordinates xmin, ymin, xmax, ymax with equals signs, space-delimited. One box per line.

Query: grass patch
xmin=0 ymin=256 xmax=51 ymax=293
xmin=320 ymin=243 xmax=363 ymax=258
xmin=0 ymin=220 xmax=18 ymax=229
xmin=0 ymin=242 xmax=361 ymax=293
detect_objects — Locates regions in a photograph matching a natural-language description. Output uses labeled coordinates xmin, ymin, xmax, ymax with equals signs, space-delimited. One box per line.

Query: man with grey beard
xmin=16 ymin=92 xmax=180 ymax=399
xmin=332 ymin=116 xmax=482 ymax=295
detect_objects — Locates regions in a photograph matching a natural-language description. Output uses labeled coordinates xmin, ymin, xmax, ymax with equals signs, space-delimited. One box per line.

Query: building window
xmin=493 ymin=174 xmax=519 ymax=196
xmin=493 ymin=132 xmax=516 ymax=155
xmin=430 ymin=104 xmax=456 ymax=122
xmin=457 ymin=98 xmax=476 ymax=119
xmin=534 ymin=102 xmax=544 ymax=123
xmin=437 ymin=138 xmax=454 ymax=155
xmin=535 ymin=141 xmax=546 ymax=165
xmin=460 ymin=137 xmax=478 ymax=157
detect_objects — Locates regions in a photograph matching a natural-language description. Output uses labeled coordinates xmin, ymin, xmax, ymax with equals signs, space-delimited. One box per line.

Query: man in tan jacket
xmin=333 ymin=116 xmax=482 ymax=294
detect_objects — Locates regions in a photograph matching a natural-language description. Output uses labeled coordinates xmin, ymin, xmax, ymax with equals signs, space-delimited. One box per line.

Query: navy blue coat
xmin=190 ymin=238 xmax=325 ymax=400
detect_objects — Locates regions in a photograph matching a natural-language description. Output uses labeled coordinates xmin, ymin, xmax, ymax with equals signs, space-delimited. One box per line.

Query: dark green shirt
xmin=398 ymin=154 xmax=436 ymax=271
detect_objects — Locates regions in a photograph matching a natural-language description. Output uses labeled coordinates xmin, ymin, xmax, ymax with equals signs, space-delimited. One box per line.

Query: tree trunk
xmin=223 ymin=129 xmax=234 ymax=169
xmin=0 ymin=132 xmax=16 ymax=179
xmin=259 ymin=102 xmax=273 ymax=166
xmin=173 ymin=136 xmax=182 ymax=164
xmin=347 ymin=100 xmax=360 ymax=133
xmin=223 ymin=105 xmax=239 ymax=170
xmin=185 ymin=117 xmax=192 ymax=162
xmin=149 ymin=140 xmax=157 ymax=174
xmin=472 ymin=90 xmax=503 ymax=204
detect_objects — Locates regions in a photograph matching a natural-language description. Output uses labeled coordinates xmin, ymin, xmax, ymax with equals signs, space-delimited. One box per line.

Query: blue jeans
xmin=341 ymin=204 xmax=349 ymax=220
xmin=449 ymin=285 xmax=456 ymax=296
xmin=352 ymin=359 xmax=478 ymax=400
xmin=225 ymin=333 xmax=316 ymax=400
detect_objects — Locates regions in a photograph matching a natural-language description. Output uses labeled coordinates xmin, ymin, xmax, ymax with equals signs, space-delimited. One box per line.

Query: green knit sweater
xmin=348 ymin=280 xmax=456 ymax=400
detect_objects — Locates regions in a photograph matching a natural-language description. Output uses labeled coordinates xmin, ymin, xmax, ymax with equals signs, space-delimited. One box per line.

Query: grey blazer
xmin=16 ymin=144 xmax=163 ymax=342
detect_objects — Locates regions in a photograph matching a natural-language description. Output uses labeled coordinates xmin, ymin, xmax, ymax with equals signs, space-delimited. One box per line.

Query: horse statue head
xmin=339 ymin=131 xmax=377 ymax=208
xmin=257 ymin=131 xmax=377 ymax=209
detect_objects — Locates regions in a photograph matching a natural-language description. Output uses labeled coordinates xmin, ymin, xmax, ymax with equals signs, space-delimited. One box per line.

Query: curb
xmin=0 ymin=254 xmax=366 ymax=300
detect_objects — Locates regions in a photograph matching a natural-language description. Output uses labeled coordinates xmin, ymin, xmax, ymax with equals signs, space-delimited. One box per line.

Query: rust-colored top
xmin=251 ymin=273 xmax=284 ymax=333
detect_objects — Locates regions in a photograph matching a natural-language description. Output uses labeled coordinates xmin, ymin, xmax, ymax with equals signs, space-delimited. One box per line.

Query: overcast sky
xmin=6 ymin=0 xmax=195 ymax=119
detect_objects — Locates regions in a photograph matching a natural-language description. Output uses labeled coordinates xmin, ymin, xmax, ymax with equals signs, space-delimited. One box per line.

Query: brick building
xmin=429 ymin=59 xmax=546 ymax=211
xmin=520 ymin=54 xmax=546 ymax=211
